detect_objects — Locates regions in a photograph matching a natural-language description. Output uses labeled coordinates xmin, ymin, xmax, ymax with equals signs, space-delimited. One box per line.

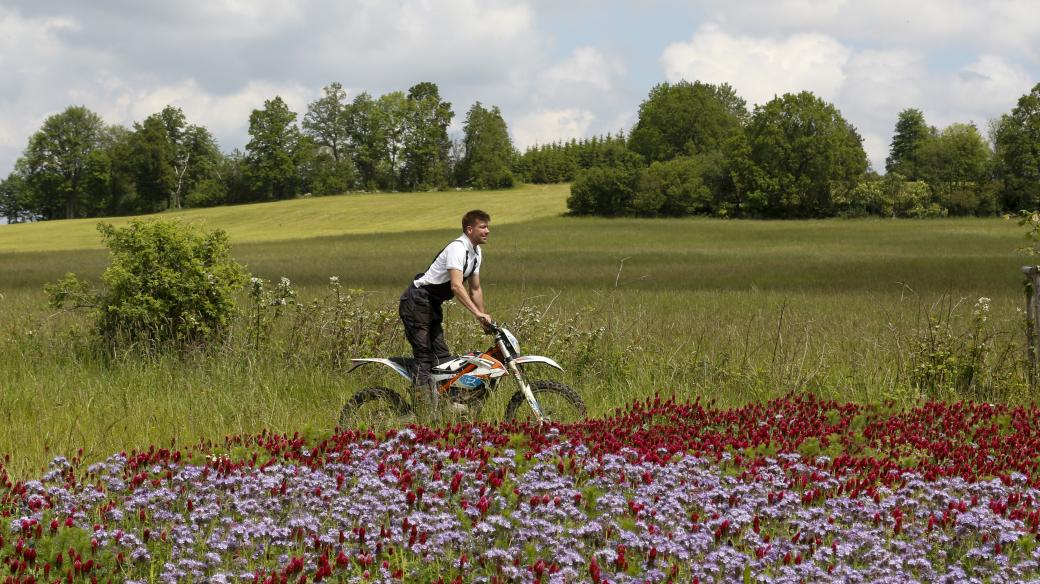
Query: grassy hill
xmin=0 ymin=183 xmax=570 ymax=253
xmin=0 ymin=182 xmax=1032 ymax=478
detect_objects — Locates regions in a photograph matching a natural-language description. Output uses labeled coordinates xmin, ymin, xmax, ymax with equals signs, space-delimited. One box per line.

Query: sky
xmin=0 ymin=0 xmax=1038 ymax=177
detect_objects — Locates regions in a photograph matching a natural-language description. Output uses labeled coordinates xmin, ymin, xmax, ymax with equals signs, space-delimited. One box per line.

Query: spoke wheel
xmin=339 ymin=386 xmax=413 ymax=429
xmin=504 ymin=380 xmax=586 ymax=423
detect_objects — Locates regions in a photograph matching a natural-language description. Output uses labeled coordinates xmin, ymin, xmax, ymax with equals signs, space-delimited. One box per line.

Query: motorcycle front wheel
xmin=338 ymin=386 xmax=413 ymax=429
xmin=504 ymin=380 xmax=586 ymax=423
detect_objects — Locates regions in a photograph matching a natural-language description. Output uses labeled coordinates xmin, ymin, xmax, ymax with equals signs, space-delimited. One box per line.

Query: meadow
xmin=0 ymin=183 xmax=1031 ymax=480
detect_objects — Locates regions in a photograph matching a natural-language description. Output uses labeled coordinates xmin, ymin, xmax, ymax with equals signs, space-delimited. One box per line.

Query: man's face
xmin=466 ymin=220 xmax=490 ymax=245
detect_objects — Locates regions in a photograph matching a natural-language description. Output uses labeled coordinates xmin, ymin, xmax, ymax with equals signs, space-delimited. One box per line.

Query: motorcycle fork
xmin=498 ymin=339 xmax=545 ymax=423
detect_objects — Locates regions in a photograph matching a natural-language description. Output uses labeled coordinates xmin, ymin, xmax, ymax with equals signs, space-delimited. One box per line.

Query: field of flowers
xmin=3 ymin=394 xmax=1040 ymax=583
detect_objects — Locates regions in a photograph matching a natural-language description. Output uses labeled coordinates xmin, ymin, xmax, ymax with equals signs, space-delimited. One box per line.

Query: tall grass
xmin=0 ymin=213 xmax=1030 ymax=477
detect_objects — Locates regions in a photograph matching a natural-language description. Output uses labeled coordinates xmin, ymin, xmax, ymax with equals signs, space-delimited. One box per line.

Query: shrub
xmin=567 ymin=144 xmax=645 ymax=216
xmin=834 ymin=179 xmax=886 ymax=218
xmin=635 ymin=155 xmax=716 ymax=216
xmin=568 ymin=165 xmax=642 ymax=216
xmin=46 ymin=219 xmax=247 ymax=349
xmin=890 ymin=180 xmax=946 ymax=218
xmin=184 ymin=178 xmax=227 ymax=208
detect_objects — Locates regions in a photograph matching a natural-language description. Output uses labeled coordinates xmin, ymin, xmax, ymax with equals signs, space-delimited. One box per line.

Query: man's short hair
xmin=462 ymin=209 xmax=490 ymax=231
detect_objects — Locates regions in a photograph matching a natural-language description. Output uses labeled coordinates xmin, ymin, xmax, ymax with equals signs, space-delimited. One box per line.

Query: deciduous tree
xmin=918 ymin=123 xmax=993 ymax=215
xmin=129 ymin=114 xmax=176 ymax=213
xmin=344 ymin=92 xmax=386 ymax=190
xmin=21 ymin=105 xmax=107 ymax=219
xmin=628 ymin=80 xmax=747 ymax=163
xmin=993 ymin=82 xmax=1040 ymax=210
xmin=378 ymin=91 xmax=409 ymax=190
xmin=246 ymin=96 xmax=300 ymax=200
xmin=0 ymin=171 xmax=30 ymax=223
xmin=459 ymin=102 xmax=515 ymax=189
xmin=741 ymin=91 xmax=867 ymax=217
xmin=401 ymin=82 xmax=453 ymax=190
xmin=303 ymin=82 xmax=351 ymax=163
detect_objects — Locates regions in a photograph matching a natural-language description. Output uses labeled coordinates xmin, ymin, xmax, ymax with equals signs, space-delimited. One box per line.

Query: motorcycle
xmin=339 ymin=323 xmax=585 ymax=426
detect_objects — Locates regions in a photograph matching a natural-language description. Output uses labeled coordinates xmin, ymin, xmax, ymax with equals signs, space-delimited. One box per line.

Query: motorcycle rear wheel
xmin=504 ymin=380 xmax=586 ymax=423
xmin=339 ymin=386 xmax=413 ymax=429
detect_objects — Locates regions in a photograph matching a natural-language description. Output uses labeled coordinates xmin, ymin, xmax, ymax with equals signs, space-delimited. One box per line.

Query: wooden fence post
xmin=1023 ymin=266 xmax=1040 ymax=389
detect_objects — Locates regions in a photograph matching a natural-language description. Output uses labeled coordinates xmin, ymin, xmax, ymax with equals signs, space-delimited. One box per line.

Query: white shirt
xmin=413 ymin=234 xmax=481 ymax=287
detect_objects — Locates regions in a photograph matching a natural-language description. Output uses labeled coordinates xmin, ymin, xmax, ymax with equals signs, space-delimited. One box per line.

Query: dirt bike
xmin=339 ymin=323 xmax=585 ymax=426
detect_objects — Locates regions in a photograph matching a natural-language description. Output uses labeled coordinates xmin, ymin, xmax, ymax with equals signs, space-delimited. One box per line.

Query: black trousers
xmin=399 ymin=285 xmax=451 ymax=386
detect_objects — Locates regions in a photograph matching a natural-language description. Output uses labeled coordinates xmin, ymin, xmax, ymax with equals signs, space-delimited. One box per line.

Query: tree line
xmin=563 ymin=80 xmax=1040 ymax=218
xmin=5 ymin=77 xmax=1038 ymax=223
xmin=512 ymin=134 xmax=629 ymax=184
xmin=0 ymin=81 xmax=518 ymax=222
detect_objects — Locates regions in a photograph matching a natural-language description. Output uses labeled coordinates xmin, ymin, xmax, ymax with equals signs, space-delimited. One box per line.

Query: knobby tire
xmin=504 ymin=380 xmax=586 ymax=423
xmin=339 ymin=386 xmax=412 ymax=428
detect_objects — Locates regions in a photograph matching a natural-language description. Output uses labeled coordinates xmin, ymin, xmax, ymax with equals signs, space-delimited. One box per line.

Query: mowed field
xmin=0 ymin=183 xmax=1030 ymax=477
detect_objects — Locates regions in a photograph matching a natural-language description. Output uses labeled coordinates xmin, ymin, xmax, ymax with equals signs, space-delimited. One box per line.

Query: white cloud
xmin=943 ymin=55 xmax=1034 ymax=122
xmin=0 ymin=7 xmax=84 ymax=167
xmin=0 ymin=0 xmax=1036 ymax=180
xmin=541 ymin=46 xmax=625 ymax=93
xmin=510 ymin=108 xmax=596 ymax=149
xmin=0 ymin=0 xmax=545 ymax=171
xmin=834 ymin=49 xmax=929 ymax=170
xmin=704 ymin=0 xmax=1040 ymax=59
xmin=78 ymin=79 xmax=314 ymax=152
xmin=660 ymin=21 xmax=1037 ymax=172
xmin=661 ymin=24 xmax=851 ymax=105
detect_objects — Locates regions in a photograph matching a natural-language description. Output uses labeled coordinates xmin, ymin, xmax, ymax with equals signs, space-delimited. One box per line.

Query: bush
xmin=635 ymin=155 xmax=716 ymax=216
xmin=566 ymin=143 xmax=645 ymax=216
xmin=184 ymin=178 xmax=227 ymax=208
xmin=567 ymin=165 xmax=642 ymax=216
xmin=834 ymin=179 xmax=886 ymax=218
xmin=889 ymin=180 xmax=947 ymax=218
xmin=46 ymin=219 xmax=247 ymax=349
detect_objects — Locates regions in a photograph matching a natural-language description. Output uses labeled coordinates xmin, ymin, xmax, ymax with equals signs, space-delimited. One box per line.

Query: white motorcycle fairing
xmin=348 ymin=358 xmax=411 ymax=381
xmin=512 ymin=355 xmax=564 ymax=371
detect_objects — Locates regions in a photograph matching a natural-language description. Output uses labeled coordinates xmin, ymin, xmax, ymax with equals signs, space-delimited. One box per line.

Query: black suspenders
xmin=426 ymin=240 xmax=476 ymax=279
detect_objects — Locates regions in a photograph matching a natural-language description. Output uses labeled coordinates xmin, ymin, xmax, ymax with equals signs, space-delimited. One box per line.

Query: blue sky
xmin=0 ymin=0 xmax=1037 ymax=176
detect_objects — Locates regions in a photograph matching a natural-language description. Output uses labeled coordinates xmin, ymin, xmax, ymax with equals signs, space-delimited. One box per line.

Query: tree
xmin=344 ymin=92 xmax=387 ymax=189
xmin=246 ymin=96 xmax=300 ymax=200
xmin=917 ymin=123 xmax=993 ymax=215
xmin=294 ymin=134 xmax=356 ymax=196
xmin=21 ymin=105 xmax=107 ymax=219
xmin=129 ymin=114 xmax=176 ymax=213
xmin=885 ymin=108 xmax=933 ymax=180
xmin=158 ymin=106 xmax=188 ymax=208
xmin=152 ymin=106 xmax=222 ymax=209
xmin=740 ymin=91 xmax=868 ymax=217
xmin=459 ymin=102 xmax=515 ymax=189
xmin=628 ymin=80 xmax=747 ymax=163
xmin=210 ymin=149 xmax=251 ymax=206
xmin=303 ymin=82 xmax=351 ymax=163
xmin=377 ymin=91 xmax=409 ymax=190
xmin=90 ymin=125 xmax=138 ymax=216
xmin=178 ymin=124 xmax=223 ymax=206
xmin=401 ymin=82 xmax=454 ymax=190
xmin=993 ymin=82 xmax=1040 ymax=210
xmin=0 ymin=172 xmax=31 ymax=222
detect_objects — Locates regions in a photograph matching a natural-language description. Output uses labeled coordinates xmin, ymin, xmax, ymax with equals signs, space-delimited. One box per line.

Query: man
xmin=399 ymin=209 xmax=493 ymax=410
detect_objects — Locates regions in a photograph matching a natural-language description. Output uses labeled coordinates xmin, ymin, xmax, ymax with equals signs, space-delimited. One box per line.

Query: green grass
xmin=0 ymin=185 xmax=1033 ymax=478
xmin=0 ymin=182 xmax=569 ymax=252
